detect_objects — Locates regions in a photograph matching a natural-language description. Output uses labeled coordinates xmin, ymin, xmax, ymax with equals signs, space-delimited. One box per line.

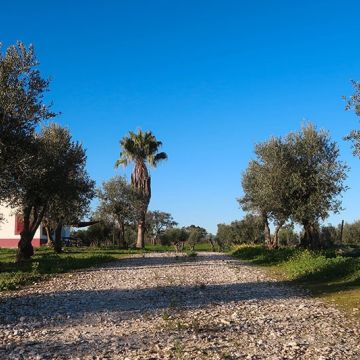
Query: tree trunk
xmin=16 ymin=207 xmax=34 ymax=262
xmin=45 ymin=225 xmax=54 ymax=247
xmin=136 ymin=216 xmax=146 ymax=249
xmin=270 ymin=222 xmax=284 ymax=249
xmin=112 ymin=228 xmax=116 ymax=246
xmin=118 ymin=220 xmax=126 ymax=248
xmin=208 ymin=238 xmax=216 ymax=252
xmin=301 ymin=222 xmax=320 ymax=249
xmin=16 ymin=205 xmax=47 ymax=262
xmin=54 ymin=219 xmax=63 ymax=253
xmin=263 ymin=216 xmax=272 ymax=249
xmin=16 ymin=230 xmax=34 ymax=262
xmin=121 ymin=221 xmax=128 ymax=249
xmin=339 ymin=220 xmax=344 ymax=244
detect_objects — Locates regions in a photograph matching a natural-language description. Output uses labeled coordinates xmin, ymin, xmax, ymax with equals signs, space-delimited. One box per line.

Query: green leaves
xmin=117 ymin=129 xmax=167 ymax=168
xmin=240 ymin=123 xmax=348 ymax=249
xmin=344 ymin=80 xmax=360 ymax=157
xmin=0 ymin=42 xmax=56 ymax=203
xmin=96 ymin=175 xmax=141 ymax=226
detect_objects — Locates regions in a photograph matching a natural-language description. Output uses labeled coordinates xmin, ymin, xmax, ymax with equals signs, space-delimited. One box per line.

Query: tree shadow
xmin=98 ymin=252 xmax=232 ymax=270
xmin=0 ymin=278 xmax=301 ymax=326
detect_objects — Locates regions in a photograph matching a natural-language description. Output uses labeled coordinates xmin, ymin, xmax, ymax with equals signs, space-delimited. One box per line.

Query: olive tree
xmin=0 ymin=42 xmax=56 ymax=201
xmin=239 ymin=137 xmax=292 ymax=248
xmin=160 ymin=227 xmax=188 ymax=251
xmin=185 ymin=225 xmax=207 ymax=251
xmin=9 ymin=124 xmax=94 ymax=261
xmin=96 ymin=176 xmax=141 ymax=248
xmin=342 ymin=220 xmax=360 ymax=244
xmin=285 ymin=124 xmax=348 ymax=249
xmin=216 ymin=215 xmax=264 ymax=246
xmin=42 ymin=124 xmax=95 ymax=253
xmin=344 ymin=80 xmax=360 ymax=157
xmin=146 ymin=210 xmax=177 ymax=245
xmin=240 ymin=123 xmax=348 ymax=249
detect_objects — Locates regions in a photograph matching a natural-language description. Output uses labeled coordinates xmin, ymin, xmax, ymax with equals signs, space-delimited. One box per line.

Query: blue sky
xmin=1 ymin=0 xmax=360 ymax=233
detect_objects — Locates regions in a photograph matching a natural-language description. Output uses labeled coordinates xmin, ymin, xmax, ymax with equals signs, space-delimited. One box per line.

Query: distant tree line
xmin=216 ymin=217 xmax=360 ymax=248
xmin=71 ymin=171 xmax=217 ymax=250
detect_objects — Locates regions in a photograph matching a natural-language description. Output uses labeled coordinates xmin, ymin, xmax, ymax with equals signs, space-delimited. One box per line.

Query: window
xmin=42 ymin=226 xmax=48 ymax=237
xmin=15 ymin=215 xmax=24 ymax=235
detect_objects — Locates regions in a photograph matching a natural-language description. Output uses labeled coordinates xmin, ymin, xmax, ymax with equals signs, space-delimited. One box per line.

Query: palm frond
xmin=115 ymin=157 xmax=128 ymax=168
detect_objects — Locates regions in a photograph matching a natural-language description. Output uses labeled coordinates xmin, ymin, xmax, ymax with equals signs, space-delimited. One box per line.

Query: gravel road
xmin=0 ymin=252 xmax=359 ymax=359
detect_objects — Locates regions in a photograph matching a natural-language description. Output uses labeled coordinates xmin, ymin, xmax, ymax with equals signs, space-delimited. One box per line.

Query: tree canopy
xmin=240 ymin=123 xmax=348 ymax=249
xmin=239 ymin=136 xmax=292 ymax=247
xmin=146 ymin=210 xmax=177 ymax=245
xmin=0 ymin=41 xmax=56 ymax=202
xmin=96 ymin=175 xmax=141 ymax=248
xmin=41 ymin=124 xmax=95 ymax=252
xmin=344 ymin=80 xmax=360 ymax=157
xmin=11 ymin=124 xmax=94 ymax=260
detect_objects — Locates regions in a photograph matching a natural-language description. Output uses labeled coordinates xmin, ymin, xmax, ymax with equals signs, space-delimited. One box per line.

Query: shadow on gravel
xmin=98 ymin=252 xmax=232 ymax=270
xmin=0 ymin=280 xmax=300 ymax=325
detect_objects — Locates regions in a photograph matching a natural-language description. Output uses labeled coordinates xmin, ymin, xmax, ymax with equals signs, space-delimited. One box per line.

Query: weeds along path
xmin=0 ymin=252 xmax=359 ymax=359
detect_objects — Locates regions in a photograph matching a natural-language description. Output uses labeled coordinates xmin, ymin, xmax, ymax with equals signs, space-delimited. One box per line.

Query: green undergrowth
xmin=0 ymin=247 xmax=137 ymax=291
xmin=232 ymin=244 xmax=360 ymax=317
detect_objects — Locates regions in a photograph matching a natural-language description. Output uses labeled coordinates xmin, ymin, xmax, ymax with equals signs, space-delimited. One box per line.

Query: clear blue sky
xmin=1 ymin=1 xmax=360 ymax=233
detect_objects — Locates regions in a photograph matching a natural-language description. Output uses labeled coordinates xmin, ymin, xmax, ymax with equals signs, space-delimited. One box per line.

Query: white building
xmin=0 ymin=205 xmax=70 ymax=248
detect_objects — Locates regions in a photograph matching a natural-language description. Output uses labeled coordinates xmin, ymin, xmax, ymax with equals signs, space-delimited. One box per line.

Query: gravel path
xmin=0 ymin=252 xmax=359 ymax=359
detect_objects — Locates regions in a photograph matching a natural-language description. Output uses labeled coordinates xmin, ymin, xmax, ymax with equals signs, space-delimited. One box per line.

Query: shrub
xmin=283 ymin=250 xmax=356 ymax=282
xmin=232 ymin=244 xmax=296 ymax=265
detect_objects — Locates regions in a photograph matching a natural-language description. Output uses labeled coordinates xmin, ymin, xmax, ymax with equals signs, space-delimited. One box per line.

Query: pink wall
xmin=0 ymin=238 xmax=41 ymax=248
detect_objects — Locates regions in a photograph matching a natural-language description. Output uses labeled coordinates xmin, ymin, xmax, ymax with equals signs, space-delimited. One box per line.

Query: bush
xmin=283 ymin=250 xmax=357 ymax=282
xmin=160 ymin=228 xmax=188 ymax=250
xmin=342 ymin=220 xmax=360 ymax=244
xmin=232 ymin=244 xmax=296 ymax=265
xmin=186 ymin=250 xmax=198 ymax=257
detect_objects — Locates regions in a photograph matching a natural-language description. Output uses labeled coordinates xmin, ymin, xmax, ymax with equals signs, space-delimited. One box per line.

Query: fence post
xmin=339 ymin=220 xmax=344 ymax=244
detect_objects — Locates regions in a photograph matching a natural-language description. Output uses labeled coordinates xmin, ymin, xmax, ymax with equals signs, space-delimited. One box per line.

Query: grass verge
xmin=0 ymin=247 xmax=142 ymax=291
xmin=231 ymin=244 xmax=360 ymax=318
xmin=0 ymin=242 xmax=214 ymax=291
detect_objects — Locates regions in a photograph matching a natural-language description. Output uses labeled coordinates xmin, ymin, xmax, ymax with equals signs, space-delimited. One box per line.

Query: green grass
xmin=0 ymin=247 xmax=140 ymax=291
xmin=186 ymin=250 xmax=198 ymax=257
xmin=231 ymin=244 xmax=360 ymax=317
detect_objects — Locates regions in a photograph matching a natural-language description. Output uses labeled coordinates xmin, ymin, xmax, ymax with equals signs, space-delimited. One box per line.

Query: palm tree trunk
xmin=136 ymin=215 xmax=146 ymax=248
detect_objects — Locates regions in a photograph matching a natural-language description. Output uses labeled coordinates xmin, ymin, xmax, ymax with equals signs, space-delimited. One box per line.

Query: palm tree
xmin=116 ymin=129 xmax=167 ymax=248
